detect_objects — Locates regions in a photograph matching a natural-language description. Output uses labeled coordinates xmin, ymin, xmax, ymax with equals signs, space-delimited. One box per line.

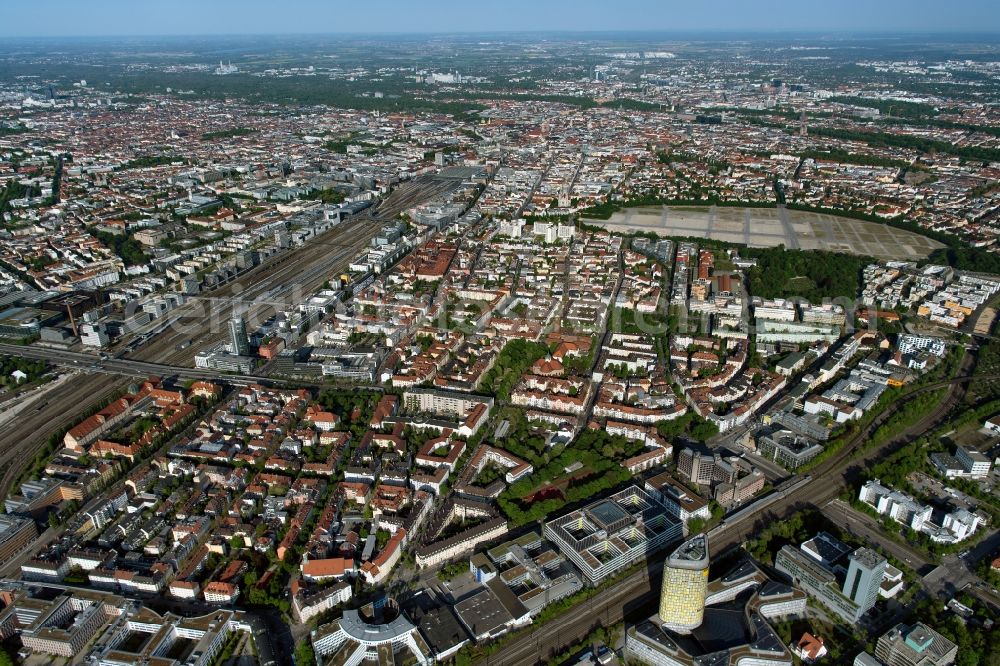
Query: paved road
xmin=776 ymin=204 xmax=801 ymax=250
xmin=0 ymin=371 xmax=75 ymax=429
xmin=740 ymin=448 xmax=791 ymax=482
xmin=0 ymin=213 xmax=379 ymax=497
xmin=144 ymin=596 xmax=281 ymax=665
xmin=0 ymin=178 xmax=457 ymax=498
xmin=126 ymin=217 xmax=380 ymax=367
xmin=923 ymin=530 xmax=1000 ymax=610
xmin=490 ymin=310 xmax=998 ymax=665
xmin=487 ymin=349 xmax=981 ymax=665
xmin=0 ymin=343 xmax=274 ymax=384
xmin=822 ymin=499 xmax=933 ymax=573
xmin=482 ymin=563 xmax=662 ymax=666
xmin=0 ymin=525 xmax=58 ymax=578
xmin=120 ymin=176 xmax=457 ymax=369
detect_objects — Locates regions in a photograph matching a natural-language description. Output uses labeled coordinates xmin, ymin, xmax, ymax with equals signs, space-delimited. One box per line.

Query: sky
xmin=1 ymin=0 xmax=999 ymax=37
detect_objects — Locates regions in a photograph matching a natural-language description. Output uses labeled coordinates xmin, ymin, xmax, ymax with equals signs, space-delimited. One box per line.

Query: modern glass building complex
xmin=543 ymin=486 xmax=682 ymax=585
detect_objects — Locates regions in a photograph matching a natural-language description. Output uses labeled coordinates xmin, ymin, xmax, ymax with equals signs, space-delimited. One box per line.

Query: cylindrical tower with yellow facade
xmin=658 ymin=533 xmax=709 ymax=633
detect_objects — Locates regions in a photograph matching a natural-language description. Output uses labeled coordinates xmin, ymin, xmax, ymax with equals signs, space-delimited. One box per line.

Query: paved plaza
xmin=592 ymin=205 xmax=946 ymax=260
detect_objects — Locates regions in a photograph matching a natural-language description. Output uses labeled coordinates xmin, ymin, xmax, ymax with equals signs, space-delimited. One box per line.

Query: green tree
xmin=294 ymin=641 xmax=316 ymax=666
xmin=91 ymin=229 xmax=148 ymax=266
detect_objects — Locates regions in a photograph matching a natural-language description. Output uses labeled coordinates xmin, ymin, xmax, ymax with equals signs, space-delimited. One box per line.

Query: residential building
xmin=875 ymin=624 xmax=957 ymax=666
xmin=792 ymin=633 xmax=829 ymax=663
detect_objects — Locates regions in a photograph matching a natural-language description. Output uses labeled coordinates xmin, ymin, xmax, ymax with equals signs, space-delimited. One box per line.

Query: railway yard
xmin=2 ymin=29 xmax=1000 ymax=666
xmin=0 ymin=175 xmax=460 ymax=507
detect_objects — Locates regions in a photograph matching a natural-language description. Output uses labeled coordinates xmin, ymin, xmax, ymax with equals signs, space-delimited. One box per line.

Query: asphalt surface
xmin=486 ymin=349 xmax=982 ymax=665
xmin=126 ymin=216 xmax=380 ymax=367
xmin=4 ymin=181 xmax=995 ymax=664
xmin=0 ymin=178 xmax=456 ymax=506
xmin=822 ymin=499 xmax=932 ymax=573
xmin=0 ymin=343 xmax=274 ymax=384
xmin=123 ymin=175 xmax=458 ymax=368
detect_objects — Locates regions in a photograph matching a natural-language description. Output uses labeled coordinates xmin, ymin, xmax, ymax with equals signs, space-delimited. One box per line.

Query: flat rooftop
xmin=667 ymin=534 xmax=709 ymax=570
xmin=588 ymin=500 xmax=631 ymax=529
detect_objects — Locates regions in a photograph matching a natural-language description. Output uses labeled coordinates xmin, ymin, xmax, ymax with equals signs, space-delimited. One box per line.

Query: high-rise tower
xmin=658 ymin=533 xmax=709 ymax=633
xmin=842 ymin=547 xmax=886 ymax=615
xmin=229 ymin=315 xmax=250 ymax=357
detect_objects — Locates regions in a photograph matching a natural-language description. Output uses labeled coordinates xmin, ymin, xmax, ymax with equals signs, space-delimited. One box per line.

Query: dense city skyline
xmin=0 ymin=21 xmax=999 ymax=666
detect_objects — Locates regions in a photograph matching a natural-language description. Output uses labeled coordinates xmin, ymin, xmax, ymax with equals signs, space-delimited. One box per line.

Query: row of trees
xmin=491 ymin=409 xmax=552 ymax=465
xmin=745 ymin=509 xmax=823 ymax=565
xmin=21 ymin=62 xmax=487 ymax=116
xmin=303 ymin=188 xmax=346 ymax=205
xmin=201 ymin=126 xmax=257 ymax=140
xmin=116 ymin=154 xmax=186 ymax=170
xmin=827 ymin=96 xmax=941 ymax=121
xmin=578 ymin=194 xmax=775 ymax=220
xmin=497 ymin=430 xmax=643 ymax=526
xmin=928 ymin=246 xmax=1000 ymax=276
xmin=913 ymin=597 xmax=1000 ymax=666
xmin=811 ymin=126 xmax=1000 ymax=164
xmin=317 ymin=388 xmax=378 ymax=438
xmin=585 ymin=192 xmax=995 ymax=284
xmin=655 ymin=411 xmax=719 ymax=443
xmin=0 ymin=355 xmax=47 ymax=385
xmin=0 ymin=179 xmax=41 ymax=223
xmin=797 ymin=147 xmax=911 ymax=169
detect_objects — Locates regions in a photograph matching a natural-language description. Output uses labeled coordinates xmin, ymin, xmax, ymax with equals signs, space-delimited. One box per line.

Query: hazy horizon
xmin=3 ymin=0 xmax=999 ymax=38
xmin=4 ymin=29 xmax=1000 ymax=40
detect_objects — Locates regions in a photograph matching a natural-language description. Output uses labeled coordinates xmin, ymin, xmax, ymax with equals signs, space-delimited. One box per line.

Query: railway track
xmin=124 ymin=218 xmax=375 ymax=365
xmin=488 ymin=351 xmax=983 ymax=666
xmin=0 ymin=177 xmax=459 ymax=500
xmin=0 ymin=374 xmax=125 ymax=501
xmin=125 ymin=175 xmax=459 ymax=367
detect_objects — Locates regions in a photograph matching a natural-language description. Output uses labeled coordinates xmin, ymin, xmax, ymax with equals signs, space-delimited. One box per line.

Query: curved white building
xmin=311 ymin=601 xmax=433 ymax=666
